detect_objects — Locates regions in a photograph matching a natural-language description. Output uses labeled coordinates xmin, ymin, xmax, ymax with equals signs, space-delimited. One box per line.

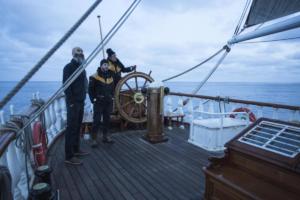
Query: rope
xmin=192 ymin=46 xmax=230 ymax=95
xmin=0 ymin=0 xmax=103 ymax=110
xmin=14 ymin=0 xmax=142 ymax=141
xmin=162 ymin=47 xmax=225 ymax=82
xmin=170 ymin=45 xmax=231 ymax=111
xmin=234 ymin=0 xmax=251 ymax=35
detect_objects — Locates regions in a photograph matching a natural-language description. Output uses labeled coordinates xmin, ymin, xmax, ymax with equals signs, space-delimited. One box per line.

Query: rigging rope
xmin=162 ymin=47 xmax=225 ymax=82
xmin=14 ymin=0 xmax=142 ymax=140
xmin=181 ymin=45 xmax=231 ymax=106
xmin=234 ymin=0 xmax=251 ymax=35
xmin=0 ymin=0 xmax=103 ymax=110
xmin=192 ymin=46 xmax=231 ymax=94
xmin=167 ymin=45 xmax=231 ymax=110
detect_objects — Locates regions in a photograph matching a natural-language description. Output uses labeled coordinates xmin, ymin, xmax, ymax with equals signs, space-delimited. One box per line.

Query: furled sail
xmin=245 ymin=0 xmax=300 ymax=27
xmin=229 ymin=0 xmax=300 ymax=44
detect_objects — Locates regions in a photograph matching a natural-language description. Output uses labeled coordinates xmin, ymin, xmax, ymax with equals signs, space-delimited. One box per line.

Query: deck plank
xmin=117 ymin=134 xmax=200 ymax=198
xmin=49 ymin=127 xmax=212 ymax=200
xmin=119 ymin=133 xmax=202 ymax=196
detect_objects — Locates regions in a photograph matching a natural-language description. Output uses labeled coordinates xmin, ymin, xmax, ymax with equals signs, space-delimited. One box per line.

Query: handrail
xmin=193 ymin=111 xmax=247 ymax=115
xmin=170 ymin=92 xmax=300 ymax=111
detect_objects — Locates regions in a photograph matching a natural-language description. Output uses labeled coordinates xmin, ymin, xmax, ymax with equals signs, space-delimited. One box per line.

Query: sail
xmin=245 ymin=0 xmax=300 ymax=27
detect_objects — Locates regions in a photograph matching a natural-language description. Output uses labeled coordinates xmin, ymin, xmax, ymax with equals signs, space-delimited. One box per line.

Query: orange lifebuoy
xmin=230 ymin=107 xmax=256 ymax=122
xmin=32 ymin=121 xmax=48 ymax=166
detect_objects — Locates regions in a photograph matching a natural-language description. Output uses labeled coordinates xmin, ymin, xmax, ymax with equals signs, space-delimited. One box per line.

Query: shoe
xmin=102 ymin=136 xmax=114 ymax=144
xmin=64 ymin=157 xmax=82 ymax=165
xmin=74 ymin=150 xmax=90 ymax=156
xmin=91 ymin=140 xmax=98 ymax=148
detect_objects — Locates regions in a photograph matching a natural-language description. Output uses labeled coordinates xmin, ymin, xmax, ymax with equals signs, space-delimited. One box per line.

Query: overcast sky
xmin=1 ymin=0 xmax=300 ymax=83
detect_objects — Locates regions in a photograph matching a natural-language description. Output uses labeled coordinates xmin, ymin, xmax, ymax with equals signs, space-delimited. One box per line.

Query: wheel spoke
xmin=128 ymin=106 xmax=135 ymax=117
xmin=121 ymin=100 xmax=135 ymax=109
xmin=120 ymin=93 xmax=132 ymax=98
xmin=125 ymin=82 xmax=135 ymax=93
xmin=138 ymin=104 xmax=143 ymax=119
xmin=142 ymin=79 xmax=148 ymax=88
xmin=135 ymin=77 xmax=138 ymax=91
xmin=142 ymin=102 xmax=147 ymax=109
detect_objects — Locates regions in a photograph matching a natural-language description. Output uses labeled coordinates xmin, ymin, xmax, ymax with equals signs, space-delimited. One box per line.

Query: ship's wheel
xmin=115 ymin=72 xmax=154 ymax=123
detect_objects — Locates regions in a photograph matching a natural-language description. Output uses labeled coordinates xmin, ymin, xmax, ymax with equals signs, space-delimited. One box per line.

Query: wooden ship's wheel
xmin=115 ymin=72 xmax=154 ymax=123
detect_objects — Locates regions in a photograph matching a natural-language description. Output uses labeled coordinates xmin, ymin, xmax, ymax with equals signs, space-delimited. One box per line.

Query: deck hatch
xmin=238 ymin=121 xmax=300 ymax=158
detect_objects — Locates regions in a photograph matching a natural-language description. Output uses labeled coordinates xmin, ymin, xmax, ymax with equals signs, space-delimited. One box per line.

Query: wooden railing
xmin=167 ymin=92 xmax=300 ymax=123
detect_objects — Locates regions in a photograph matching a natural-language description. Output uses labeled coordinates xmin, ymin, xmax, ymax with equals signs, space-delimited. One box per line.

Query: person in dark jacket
xmin=106 ymin=48 xmax=136 ymax=88
xmin=63 ymin=47 xmax=89 ymax=165
xmin=89 ymin=59 xmax=115 ymax=147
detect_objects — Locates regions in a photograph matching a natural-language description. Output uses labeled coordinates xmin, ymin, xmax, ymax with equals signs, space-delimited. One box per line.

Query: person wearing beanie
xmin=106 ymin=48 xmax=137 ymax=87
xmin=88 ymin=59 xmax=115 ymax=147
xmin=63 ymin=47 xmax=89 ymax=165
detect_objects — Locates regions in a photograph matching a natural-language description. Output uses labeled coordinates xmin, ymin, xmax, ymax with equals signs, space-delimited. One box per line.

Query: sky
xmin=0 ymin=0 xmax=300 ymax=83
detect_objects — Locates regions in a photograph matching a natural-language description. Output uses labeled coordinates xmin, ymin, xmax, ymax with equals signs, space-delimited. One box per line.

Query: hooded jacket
xmin=88 ymin=68 xmax=114 ymax=103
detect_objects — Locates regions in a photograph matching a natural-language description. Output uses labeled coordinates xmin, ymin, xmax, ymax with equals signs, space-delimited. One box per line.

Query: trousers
xmin=92 ymin=100 xmax=113 ymax=140
xmin=65 ymin=101 xmax=84 ymax=160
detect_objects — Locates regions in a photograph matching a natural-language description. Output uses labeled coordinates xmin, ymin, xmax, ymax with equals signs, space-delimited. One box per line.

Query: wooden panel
xmin=204 ymin=118 xmax=300 ymax=200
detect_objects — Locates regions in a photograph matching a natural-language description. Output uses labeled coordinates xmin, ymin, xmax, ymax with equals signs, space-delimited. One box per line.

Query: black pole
xmin=97 ymin=15 xmax=105 ymax=59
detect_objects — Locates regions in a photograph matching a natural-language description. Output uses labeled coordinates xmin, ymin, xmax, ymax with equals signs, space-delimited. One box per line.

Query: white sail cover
xmin=245 ymin=0 xmax=300 ymax=27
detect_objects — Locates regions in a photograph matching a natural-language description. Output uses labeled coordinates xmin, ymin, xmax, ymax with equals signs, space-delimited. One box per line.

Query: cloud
xmin=0 ymin=0 xmax=299 ymax=83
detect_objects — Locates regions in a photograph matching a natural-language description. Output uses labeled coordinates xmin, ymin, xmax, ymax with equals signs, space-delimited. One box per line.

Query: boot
xmin=102 ymin=131 xmax=114 ymax=144
xmin=91 ymin=140 xmax=98 ymax=148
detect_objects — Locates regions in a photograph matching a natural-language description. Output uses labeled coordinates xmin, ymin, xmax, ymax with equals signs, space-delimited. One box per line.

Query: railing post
xmin=54 ymin=99 xmax=62 ymax=132
xmin=208 ymin=101 xmax=214 ymax=113
xmin=49 ymin=103 xmax=58 ymax=138
xmin=257 ymin=106 xmax=263 ymax=118
xmin=0 ymin=110 xmax=5 ymax=125
xmin=272 ymin=108 xmax=279 ymax=120
xmin=177 ymin=98 xmax=184 ymax=129
xmin=177 ymin=98 xmax=184 ymax=115
xmin=187 ymin=99 xmax=194 ymax=125
xmin=60 ymin=97 xmax=67 ymax=125
xmin=166 ymin=96 xmax=173 ymax=130
xmin=9 ymin=105 xmax=14 ymax=115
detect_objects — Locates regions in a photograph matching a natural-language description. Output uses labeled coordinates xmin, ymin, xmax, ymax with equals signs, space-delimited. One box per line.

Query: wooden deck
xmin=48 ymin=127 xmax=219 ymax=200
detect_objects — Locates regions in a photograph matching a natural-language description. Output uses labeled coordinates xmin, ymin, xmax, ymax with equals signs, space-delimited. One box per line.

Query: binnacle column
xmin=144 ymin=85 xmax=169 ymax=143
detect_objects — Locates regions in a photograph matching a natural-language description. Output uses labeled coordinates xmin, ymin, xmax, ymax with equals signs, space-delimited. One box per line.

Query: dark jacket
xmin=88 ymin=68 xmax=114 ymax=104
xmin=108 ymin=58 xmax=134 ymax=86
xmin=63 ymin=59 xmax=87 ymax=104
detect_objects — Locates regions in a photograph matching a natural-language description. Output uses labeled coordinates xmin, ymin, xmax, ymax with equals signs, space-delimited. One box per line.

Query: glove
xmin=131 ymin=65 xmax=137 ymax=71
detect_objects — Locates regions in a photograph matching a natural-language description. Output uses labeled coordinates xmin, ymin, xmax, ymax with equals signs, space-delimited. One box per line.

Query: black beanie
xmin=100 ymin=59 xmax=108 ymax=66
xmin=106 ymin=48 xmax=115 ymax=57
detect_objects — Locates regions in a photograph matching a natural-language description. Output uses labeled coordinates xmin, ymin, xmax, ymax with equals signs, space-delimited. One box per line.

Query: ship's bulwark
xmin=48 ymin=127 xmax=220 ymax=200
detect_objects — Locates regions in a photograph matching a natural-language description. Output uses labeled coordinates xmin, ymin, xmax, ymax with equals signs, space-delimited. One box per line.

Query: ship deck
xmin=48 ymin=127 xmax=219 ymax=200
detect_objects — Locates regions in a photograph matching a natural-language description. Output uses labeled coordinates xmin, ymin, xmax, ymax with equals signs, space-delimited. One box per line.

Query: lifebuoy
xmin=229 ymin=107 xmax=256 ymax=122
xmin=32 ymin=121 xmax=48 ymax=166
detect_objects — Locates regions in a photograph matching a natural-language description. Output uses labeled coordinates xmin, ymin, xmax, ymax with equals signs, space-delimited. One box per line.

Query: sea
xmin=0 ymin=81 xmax=300 ymax=120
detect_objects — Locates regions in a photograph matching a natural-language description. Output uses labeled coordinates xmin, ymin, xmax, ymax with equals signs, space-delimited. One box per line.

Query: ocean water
xmin=0 ymin=81 xmax=299 ymax=120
